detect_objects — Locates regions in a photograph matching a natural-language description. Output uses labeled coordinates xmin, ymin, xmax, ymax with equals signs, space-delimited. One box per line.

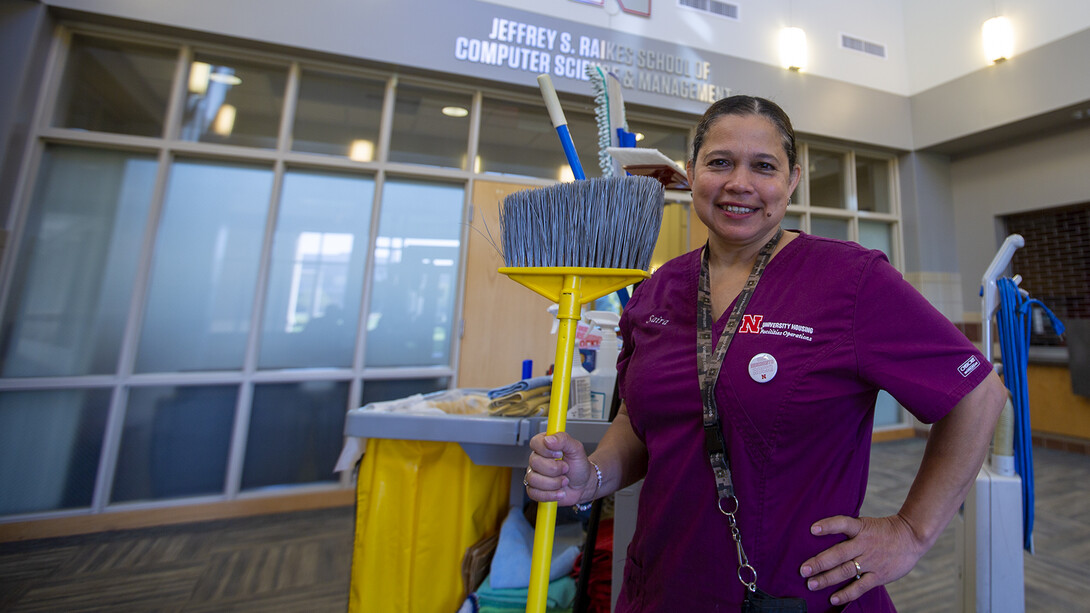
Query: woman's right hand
xmin=524 ymin=432 xmax=596 ymax=505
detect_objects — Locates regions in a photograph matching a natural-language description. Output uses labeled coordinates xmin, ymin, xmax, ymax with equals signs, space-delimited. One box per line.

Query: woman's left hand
xmin=799 ymin=513 xmax=927 ymax=607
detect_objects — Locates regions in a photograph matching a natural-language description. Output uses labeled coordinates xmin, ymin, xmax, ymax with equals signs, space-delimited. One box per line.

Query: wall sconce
xmin=982 ymin=16 xmax=1014 ymax=63
xmin=212 ymin=104 xmax=236 ymax=136
xmin=780 ymin=27 xmax=807 ymax=71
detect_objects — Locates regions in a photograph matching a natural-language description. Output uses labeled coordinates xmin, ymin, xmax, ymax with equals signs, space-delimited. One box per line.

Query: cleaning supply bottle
xmin=569 ymin=343 xmax=592 ymax=419
xmin=585 ymin=311 xmax=621 ymax=420
xmin=550 ymin=304 xmax=593 ymax=420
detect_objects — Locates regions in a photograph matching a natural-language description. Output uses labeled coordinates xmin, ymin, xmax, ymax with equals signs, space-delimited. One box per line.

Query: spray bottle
xmin=585 ymin=310 xmax=621 ymax=420
xmin=549 ymin=304 xmax=593 ymax=420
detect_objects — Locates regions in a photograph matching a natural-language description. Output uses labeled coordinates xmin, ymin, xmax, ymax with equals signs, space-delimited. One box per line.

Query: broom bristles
xmin=500 ymin=176 xmax=664 ymax=269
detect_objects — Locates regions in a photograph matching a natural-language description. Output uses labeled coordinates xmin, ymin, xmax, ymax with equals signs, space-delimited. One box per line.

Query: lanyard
xmin=696 ymin=228 xmax=782 ymax=592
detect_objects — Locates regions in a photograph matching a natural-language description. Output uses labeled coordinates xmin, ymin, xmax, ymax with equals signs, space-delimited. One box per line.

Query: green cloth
xmin=476 ymin=574 xmax=575 ymax=612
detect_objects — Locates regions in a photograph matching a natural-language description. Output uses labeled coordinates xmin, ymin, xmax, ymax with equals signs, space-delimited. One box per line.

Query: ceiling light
xmin=349 ymin=139 xmax=374 ymax=162
xmin=982 ymin=16 xmax=1014 ymax=63
xmin=188 ymin=62 xmax=211 ymax=94
xmin=634 ymin=132 xmax=646 ymax=142
xmin=442 ymin=106 xmax=469 ymax=118
xmin=212 ymin=104 xmax=236 ymax=136
xmin=208 ymin=71 xmax=242 ymax=86
xmin=779 ymin=27 xmax=807 ymax=71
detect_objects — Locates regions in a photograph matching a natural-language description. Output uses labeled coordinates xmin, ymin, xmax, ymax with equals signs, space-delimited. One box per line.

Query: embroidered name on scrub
xmin=748 ymin=353 xmax=778 ymax=383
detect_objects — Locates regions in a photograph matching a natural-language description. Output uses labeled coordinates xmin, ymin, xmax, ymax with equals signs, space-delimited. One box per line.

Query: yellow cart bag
xmin=349 ymin=438 xmax=511 ymax=613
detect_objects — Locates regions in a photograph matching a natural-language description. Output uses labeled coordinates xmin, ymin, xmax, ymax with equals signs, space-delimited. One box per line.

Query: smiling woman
xmin=687 ymin=112 xmax=801 ymax=272
xmin=522 ymin=95 xmax=1007 ymax=612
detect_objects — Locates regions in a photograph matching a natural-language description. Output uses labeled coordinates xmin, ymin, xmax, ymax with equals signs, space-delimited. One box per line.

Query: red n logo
xmin=739 ymin=315 xmax=763 ymax=334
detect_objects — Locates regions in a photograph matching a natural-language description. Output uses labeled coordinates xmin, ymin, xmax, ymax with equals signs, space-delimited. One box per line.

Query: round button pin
xmin=748 ymin=353 xmax=778 ymax=383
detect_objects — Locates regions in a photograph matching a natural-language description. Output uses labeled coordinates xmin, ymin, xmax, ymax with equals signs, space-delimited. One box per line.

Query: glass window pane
xmin=549 ymin=105 xmax=601 ymax=181
xmin=259 ymin=169 xmax=374 ymax=369
xmin=136 ymin=159 xmax=272 ymax=373
xmin=626 ymin=121 xmax=690 ymax=171
xmin=810 ymin=216 xmax=850 ymax=241
xmin=112 ymin=385 xmax=237 ymax=502
xmin=180 ymin=54 xmax=286 ymax=148
xmin=478 ymin=97 xmax=557 ymax=179
xmin=242 ymin=380 xmax=349 ymax=490
xmin=859 ymin=220 xmax=894 ymax=258
xmin=366 ymin=178 xmax=462 ymax=367
xmin=874 ymin=390 xmax=904 ymax=427
xmin=808 ymin=148 xmax=847 ymax=209
xmin=53 ymin=35 xmax=177 ymax=137
xmin=782 ymin=212 xmax=803 ymax=231
xmin=292 ymin=69 xmax=386 ymax=160
xmin=0 ymin=389 xmax=110 ymax=515
xmin=856 ymin=155 xmax=892 ymax=213
xmin=388 ymin=83 xmax=472 ymax=169
xmin=477 ymin=97 xmax=603 ymax=181
xmin=361 ymin=377 xmax=450 ymax=405
xmin=1 ymin=146 xmax=156 ymax=377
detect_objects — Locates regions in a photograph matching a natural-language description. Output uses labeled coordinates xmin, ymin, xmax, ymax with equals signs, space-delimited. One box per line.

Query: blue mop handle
xmin=537 ymin=74 xmax=586 ymax=180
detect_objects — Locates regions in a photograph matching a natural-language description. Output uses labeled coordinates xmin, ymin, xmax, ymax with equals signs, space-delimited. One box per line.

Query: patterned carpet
xmin=1 ymin=438 xmax=1087 ymax=612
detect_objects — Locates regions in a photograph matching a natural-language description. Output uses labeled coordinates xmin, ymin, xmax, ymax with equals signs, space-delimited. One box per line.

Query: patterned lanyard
xmin=696 ymin=228 xmax=782 ymax=592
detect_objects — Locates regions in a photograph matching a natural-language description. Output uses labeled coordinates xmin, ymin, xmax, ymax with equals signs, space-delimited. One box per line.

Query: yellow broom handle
xmin=527 ymin=273 xmax=582 ymax=613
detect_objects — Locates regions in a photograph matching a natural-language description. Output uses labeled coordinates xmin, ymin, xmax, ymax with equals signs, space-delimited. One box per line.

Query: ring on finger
xmin=523 ymin=466 xmax=532 ymax=487
xmin=852 ymin=559 xmax=862 ymax=580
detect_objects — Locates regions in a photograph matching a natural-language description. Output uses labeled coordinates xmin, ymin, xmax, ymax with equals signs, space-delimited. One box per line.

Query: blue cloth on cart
xmin=490 ymin=506 xmax=580 ymax=589
xmin=487 ymin=376 xmax=553 ymax=399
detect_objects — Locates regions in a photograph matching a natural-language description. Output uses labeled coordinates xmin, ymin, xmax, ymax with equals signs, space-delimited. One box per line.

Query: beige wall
xmin=950 ymin=122 xmax=1090 ymax=323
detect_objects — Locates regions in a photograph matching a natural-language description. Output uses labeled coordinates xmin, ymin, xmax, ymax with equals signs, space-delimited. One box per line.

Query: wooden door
xmin=458 ymin=181 xmax=559 ymax=389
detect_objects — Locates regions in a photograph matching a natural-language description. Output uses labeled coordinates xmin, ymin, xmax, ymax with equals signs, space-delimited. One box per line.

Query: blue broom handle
xmin=537 ymin=74 xmax=586 ymax=180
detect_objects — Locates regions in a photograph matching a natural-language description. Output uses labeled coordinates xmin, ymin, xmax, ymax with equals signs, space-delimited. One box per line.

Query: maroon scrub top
xmin=615 ymin=232 xmax=991 ymax=612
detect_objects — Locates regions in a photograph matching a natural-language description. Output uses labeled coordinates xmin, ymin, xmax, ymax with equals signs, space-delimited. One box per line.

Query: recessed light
xmin=208 ymin=72 xmax=242 ymax=86
xmin=442 ymin=106 xmax=469 ymax=118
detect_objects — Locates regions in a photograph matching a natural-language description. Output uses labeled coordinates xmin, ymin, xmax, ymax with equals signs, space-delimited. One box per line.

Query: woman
xmin=524 ymin=95 xmax=1007 ymax=611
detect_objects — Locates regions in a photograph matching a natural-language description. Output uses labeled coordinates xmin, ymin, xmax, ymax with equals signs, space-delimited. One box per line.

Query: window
xmin=1 ymin=27 xmax=907 ymax=518
xmin=0 ymin=389 xmax=111 ymax=514
xmin=181 ymin=54 xmax=287 ymax=148
xmin=53 ymin=35 xmax=176 ymax=137
xmin=793 ymin=143 xmax=901 ymax=267
xmin=366 ymin=178 xmax=463 ymax=367
xmin=477 ymin=95 xmax=601 ymax=181
xmin=1 ymin=32 xmax=478 ymax=518
xmin=388 ymin=83 xmax=472 ymax=169
xmin=292 ymin=69 xmax=385 ymax=159
xmin=258 ymin=169 xmax=375 ymax=369
xmin=135 ymin=159 xmax=273 ymax=373
xmin=0 ymin=146 xmax=157 ymax=377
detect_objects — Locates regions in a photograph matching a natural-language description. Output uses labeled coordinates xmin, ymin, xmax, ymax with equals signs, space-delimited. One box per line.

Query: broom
xmin=499 ymin=175 xmax=664 ymax=613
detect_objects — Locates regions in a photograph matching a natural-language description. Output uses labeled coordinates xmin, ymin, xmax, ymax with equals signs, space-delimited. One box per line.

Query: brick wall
xmin=1003 ymin=202 xmax=1090 ymax=346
